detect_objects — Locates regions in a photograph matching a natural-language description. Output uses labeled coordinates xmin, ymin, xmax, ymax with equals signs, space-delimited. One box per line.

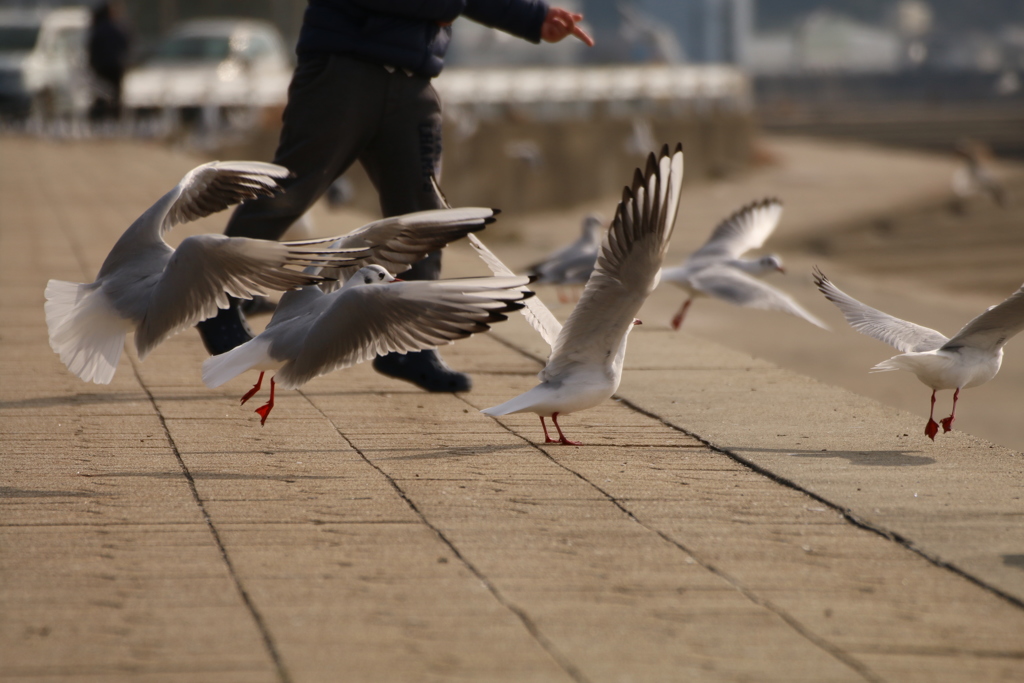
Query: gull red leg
xmin=551 ymin=412 xmax=582 ymax=446
xmin=240 ymin=371 xmax=264 ymax=405
xmin=671 ymin=299 xmax=692 ymax=331
xmin=925 ymin=390 xmax=939 ymax=440
xmin=940 ymin=388 xmax=960 ymax=433
xmin=254 ymin=377 xmax=276 ymax=426
xmin=540 ymin=417 xmax=558 ymax=444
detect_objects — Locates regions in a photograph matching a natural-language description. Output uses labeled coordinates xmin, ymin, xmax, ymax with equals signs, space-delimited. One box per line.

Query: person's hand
xmin=541 ymin=8 xmax=594 ymax=46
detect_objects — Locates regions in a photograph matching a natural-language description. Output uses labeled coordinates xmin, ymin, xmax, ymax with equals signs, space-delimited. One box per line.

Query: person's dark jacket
xmin=88 ymin=7 xmax=130 ymax=83
xmin=297 ymin=0 xmax=550 ymax=77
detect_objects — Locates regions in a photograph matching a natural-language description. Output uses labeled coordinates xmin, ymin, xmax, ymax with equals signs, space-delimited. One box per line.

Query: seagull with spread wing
xmin=660 ymin=198 xmax=827 ymax=331
xmin=44 ymin=161 xmax=371 ymax=385
xmin=202 ymin=265 xmax=534 ymax=424
xmin=814 ymin=268 xmax=1024 ymax=439
xmin=480 ymin=144 xmax=684 ymax=445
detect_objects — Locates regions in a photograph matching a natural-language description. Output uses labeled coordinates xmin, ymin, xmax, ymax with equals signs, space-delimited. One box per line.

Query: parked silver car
xmin=123 ymin=18 xmax=292 ymax=123
xmin=0 ymin=6 xmax=91 ymax=119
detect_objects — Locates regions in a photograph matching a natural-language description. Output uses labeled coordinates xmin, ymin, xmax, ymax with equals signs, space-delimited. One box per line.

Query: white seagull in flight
xmin=661 ymin=198 xmax=827 ymax=330
xmin=202 ymin=264 xmax=534 ymax=424
xmin=44 ymin=161 xmax=369 ymax=384
xmin=814 ymin=268 xmax=1024 ymax=439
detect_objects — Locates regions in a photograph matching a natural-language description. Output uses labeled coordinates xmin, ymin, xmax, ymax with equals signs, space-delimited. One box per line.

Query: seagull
xmin=481 ymin=143 xmax=684 ymax=445
xmin=813 ymin=268 xmax=1024 ymax=439
xmin=951 ymin=139 xmax=1006 ymax=212
xmin=202 ymin=265 xmax=534 ymax=424
xmin=44 ymin=161 xmax=370 ymax=385
xmin=525 ymin=212 xmax=604 ymax=302
xmin=660 ymin=198 xmax=828 ymax=331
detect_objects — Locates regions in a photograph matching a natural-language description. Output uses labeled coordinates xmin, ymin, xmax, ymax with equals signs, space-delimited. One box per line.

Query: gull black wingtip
xmin=811 ymin=266 xmax=828 ymax=288
xmin=645 ymin=151 xmax=659 ymax=177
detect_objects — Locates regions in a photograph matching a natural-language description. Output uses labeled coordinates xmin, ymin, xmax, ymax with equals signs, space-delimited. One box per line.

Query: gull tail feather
xmin=44 ymin=280 xmax=128 ymax=384
xmin=481 ymin=389 xmax=540 ymax=417
xmin=870 ymin=354 xmax=908 ymax=373
xmin=202 ymin=338 xmax=272 ymax=388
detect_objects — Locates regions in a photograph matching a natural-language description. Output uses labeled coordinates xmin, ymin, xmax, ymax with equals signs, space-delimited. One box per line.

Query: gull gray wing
xmin=689 ymin=266 xmax=829 ymax=329
xmin=943 ymin=284 xmax=1024 ymax=352
xmin=164 ymin=161 xmax=290 ymax=232
xmin=813 ymin=268 xmax=947 ymax=352
xmin=544 ymin=144 xmax=684 ymax=380
xmin=97 ymin=161 xmax=294 ymax=280
xmin=318 ymin=207 xmax=495 ymax=290
xmin=467 ymin=233 xmax=562 ymax=348
xmin=688 ymin=198 xmax=783 ymax=262
xmin=275 ymin=276 xmax=532 ymax=388
xmin=134 ymin=235 xmax=365 ymax=358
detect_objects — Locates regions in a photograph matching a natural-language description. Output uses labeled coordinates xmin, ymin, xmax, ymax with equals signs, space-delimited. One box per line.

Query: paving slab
xmin=2 ymin=135 xmax=1024 ymax=682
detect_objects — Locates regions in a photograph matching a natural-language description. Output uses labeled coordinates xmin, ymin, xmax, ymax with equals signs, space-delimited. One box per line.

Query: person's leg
xmin=198 ymin=54 xmax=384 ymax=354
xmin=362 ymin=77 xmax=470 ymax=391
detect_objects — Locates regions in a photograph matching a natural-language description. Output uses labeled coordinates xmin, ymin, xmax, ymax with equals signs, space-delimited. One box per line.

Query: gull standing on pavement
xmin=481 ymin=144 xmax=683 ymax=445
xmin=202 ymin=265 xmax=534 ymax=424
xmin=814 ymin=268 xmax=1024 ymax=439
xmin=44 ymin=161 xmax=369 ymax=385
xmin=660 ymin=198 xmax=827 ymax=330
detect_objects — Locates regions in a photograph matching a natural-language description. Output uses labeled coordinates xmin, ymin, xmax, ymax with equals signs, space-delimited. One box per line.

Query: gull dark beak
xmin=633 ymin=319 xmax=642 ymax=325
xmin=777 ymin=266 xmax=786 ymax=274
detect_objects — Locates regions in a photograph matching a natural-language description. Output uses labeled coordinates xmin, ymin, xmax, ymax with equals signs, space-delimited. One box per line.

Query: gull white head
xmin=582 ymin=213 xmax=605 ymax=240
xmin=345 ymin=265 xmax=399 ymax=289
xmin=758 ymin=254 xmax=785 ymax=274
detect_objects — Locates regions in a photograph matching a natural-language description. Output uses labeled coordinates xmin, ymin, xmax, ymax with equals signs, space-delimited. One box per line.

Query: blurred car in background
xmin=0 ymin=6 xmax=91 ymax=119
xmin=123 ymin=18 xmax=292 ymax=126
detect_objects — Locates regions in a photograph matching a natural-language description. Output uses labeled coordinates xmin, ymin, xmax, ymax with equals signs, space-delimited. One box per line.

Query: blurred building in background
xmin=2 ymin=0 xmax=1022 ymax=205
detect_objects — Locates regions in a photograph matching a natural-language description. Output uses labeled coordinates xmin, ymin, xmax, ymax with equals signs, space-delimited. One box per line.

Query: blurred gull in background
xmin=660 ymin=198 xmax=828 ymax=331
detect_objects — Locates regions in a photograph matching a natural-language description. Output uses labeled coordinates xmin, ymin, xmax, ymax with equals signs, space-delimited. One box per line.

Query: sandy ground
xmin=300 ymin=135 xmax=1024 ymax=454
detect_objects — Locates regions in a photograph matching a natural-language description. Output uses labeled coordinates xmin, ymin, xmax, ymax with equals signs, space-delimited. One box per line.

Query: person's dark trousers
xmin=196 ymin=53 xmax=469 ymax=391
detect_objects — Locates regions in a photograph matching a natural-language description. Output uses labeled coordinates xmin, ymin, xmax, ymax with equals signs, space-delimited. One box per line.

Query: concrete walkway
xmin=2 ymin=136 xmax=1023 ymax=682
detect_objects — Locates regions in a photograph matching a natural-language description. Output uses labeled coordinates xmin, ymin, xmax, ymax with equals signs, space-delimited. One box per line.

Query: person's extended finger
xmin=571 ymin=23 xmax=595 ymax=47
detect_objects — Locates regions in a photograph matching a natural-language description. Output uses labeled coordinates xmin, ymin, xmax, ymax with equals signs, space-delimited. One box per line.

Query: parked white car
xmin=0 ymin=6 xmax=91 ymax=119
xmin=123 ymin=18 xmax=292 ymax=122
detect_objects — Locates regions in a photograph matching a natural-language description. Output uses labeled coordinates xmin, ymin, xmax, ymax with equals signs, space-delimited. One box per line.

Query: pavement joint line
xmin=461 ymin=393 xmax=884 ymax=683
xmin=616 ymin=395 xmax=1024 ymax=613
xmin=128 ymin=355 xmax=292 ymax=683
xmin=299 ymin=387 xmax=592 ymax=683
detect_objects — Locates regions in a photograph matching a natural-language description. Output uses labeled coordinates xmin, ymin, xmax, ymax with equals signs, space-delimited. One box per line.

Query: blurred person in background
xmin=87 ymin=1 xmax=130 ymax=120
xmin=198 ymin=0 xmax=593 ymax=393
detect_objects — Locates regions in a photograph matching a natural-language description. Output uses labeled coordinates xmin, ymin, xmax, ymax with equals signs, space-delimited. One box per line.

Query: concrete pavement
xmin=2 ymin=135 xmax=1023 ymax=682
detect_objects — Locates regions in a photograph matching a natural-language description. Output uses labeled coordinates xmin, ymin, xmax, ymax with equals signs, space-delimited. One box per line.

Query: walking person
xmin=87 ymin=1 xmax=130 ymax=121
xmin=198 ymin=0 xmax=593 ymax=392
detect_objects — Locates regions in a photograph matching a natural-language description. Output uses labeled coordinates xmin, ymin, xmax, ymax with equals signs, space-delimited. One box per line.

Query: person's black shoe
xmin=196 ymin=298 xmax=255 ymax=356
xmin=240 ymin=295 xmax=277 ymax=317
xmin=372 ymin=349 xmax=472 ymax=392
